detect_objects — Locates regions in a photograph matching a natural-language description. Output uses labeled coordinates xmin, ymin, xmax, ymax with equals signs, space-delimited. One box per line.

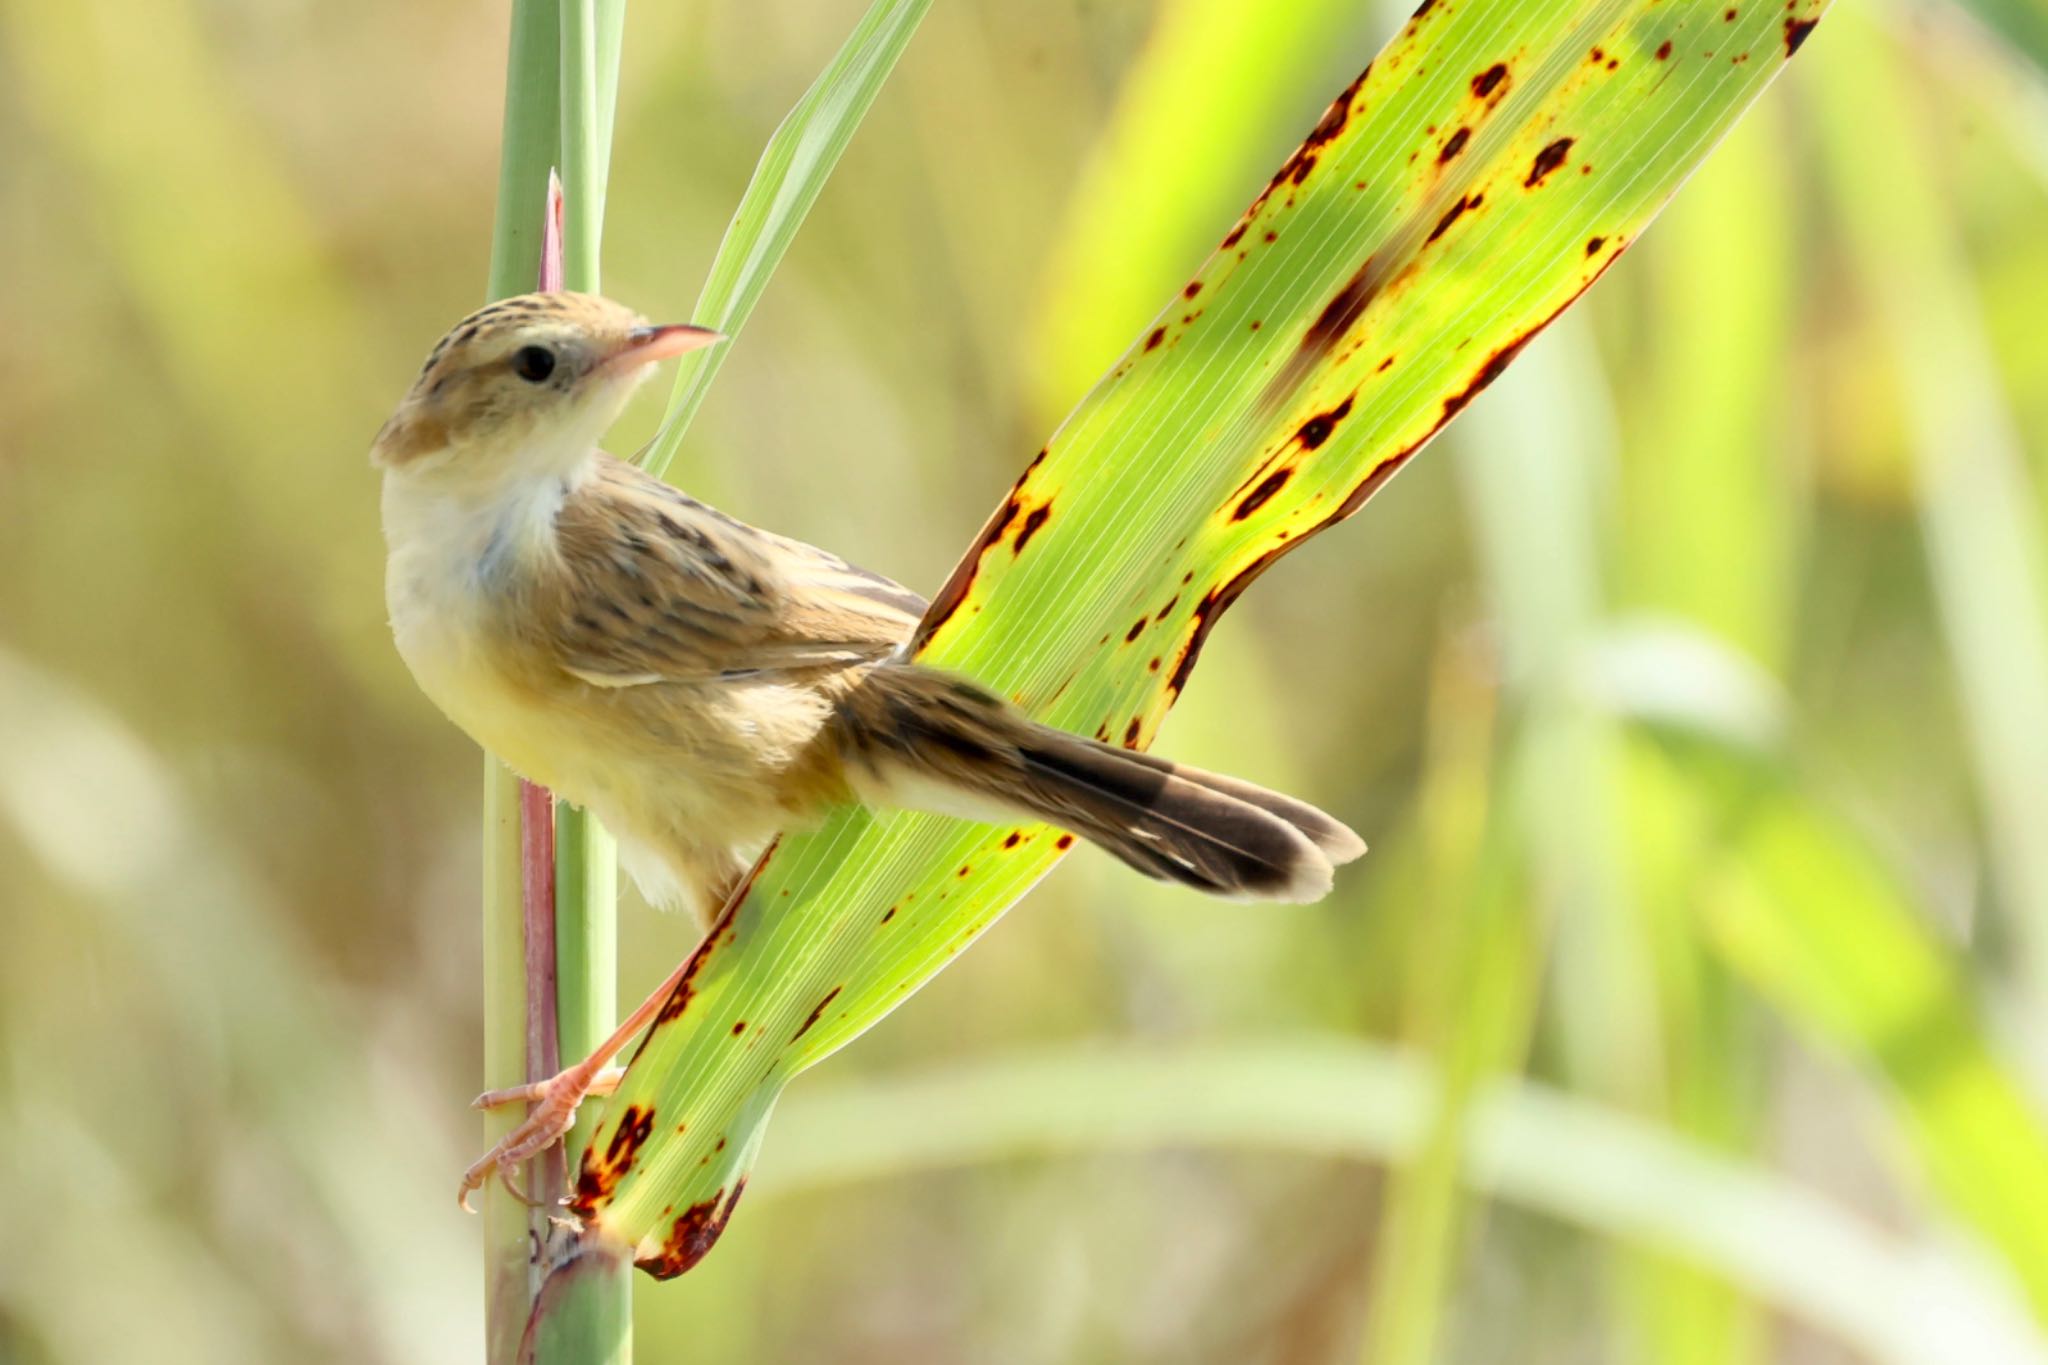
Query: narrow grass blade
xmin=639 ymin=0 xmax=934 ymax=475
xmin=581 ymin=0 xmax=1833 ymax=1273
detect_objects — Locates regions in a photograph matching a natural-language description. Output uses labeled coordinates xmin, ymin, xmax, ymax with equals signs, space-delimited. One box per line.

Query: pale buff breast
xmin=383 ymin=462 xmax=850 ymax=913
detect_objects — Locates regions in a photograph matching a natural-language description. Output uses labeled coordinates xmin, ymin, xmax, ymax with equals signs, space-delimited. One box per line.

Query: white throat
xmin=380 ymin=441 xmax=600 ymax=655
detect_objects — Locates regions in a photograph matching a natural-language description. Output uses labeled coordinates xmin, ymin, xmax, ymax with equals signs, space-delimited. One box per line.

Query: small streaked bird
xmin=376 ymin=291 xmax=1364 ymax=1202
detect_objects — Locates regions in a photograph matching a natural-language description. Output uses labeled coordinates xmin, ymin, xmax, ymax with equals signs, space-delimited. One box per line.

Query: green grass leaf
xmin=640 ymin=0 xmax=935 ymax=475
xmin=577 ymin=0 xmax=1832 ymax=1273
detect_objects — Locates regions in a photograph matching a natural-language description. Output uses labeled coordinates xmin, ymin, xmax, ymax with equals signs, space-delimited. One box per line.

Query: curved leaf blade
xmin=578 ymin=0 xmax=1831 ymax=1272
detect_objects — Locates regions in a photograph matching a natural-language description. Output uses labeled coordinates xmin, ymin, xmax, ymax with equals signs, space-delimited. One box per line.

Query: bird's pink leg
xmin=459 ymin=953 xmax=697 ymax=1212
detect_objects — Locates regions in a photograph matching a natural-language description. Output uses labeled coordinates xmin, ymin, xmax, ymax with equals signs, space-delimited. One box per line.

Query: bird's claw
xmin=457 ymin=1066 xmax=626 ymax=1211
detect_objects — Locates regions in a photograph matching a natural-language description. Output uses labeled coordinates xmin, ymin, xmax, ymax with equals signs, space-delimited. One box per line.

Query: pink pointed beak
xmin=607 ymin=323 xmax=726 ymax=372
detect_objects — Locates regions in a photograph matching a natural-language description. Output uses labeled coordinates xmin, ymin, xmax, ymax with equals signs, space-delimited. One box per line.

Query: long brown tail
xmin=833 ymin=665 xmax=1365 ymax=903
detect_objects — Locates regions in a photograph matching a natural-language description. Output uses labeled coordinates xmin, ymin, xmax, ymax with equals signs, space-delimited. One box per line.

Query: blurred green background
xmin=6 ymin=0 xmax=2048 ymax=1361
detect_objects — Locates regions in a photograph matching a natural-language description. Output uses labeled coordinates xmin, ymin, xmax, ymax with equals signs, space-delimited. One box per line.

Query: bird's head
xmin=371 ymin=291 xmax=722 ymax=481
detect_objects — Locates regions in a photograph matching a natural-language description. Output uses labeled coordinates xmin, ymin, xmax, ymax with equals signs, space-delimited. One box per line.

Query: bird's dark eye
xmin=511 ymin=345 xmax=557 ymax=383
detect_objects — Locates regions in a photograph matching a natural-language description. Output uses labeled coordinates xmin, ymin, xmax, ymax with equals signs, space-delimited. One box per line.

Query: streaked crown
xmin=372 ymin=292 xmax=672 ymax=475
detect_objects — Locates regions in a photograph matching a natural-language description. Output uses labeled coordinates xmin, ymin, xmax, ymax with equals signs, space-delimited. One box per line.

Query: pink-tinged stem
xmin=538 ymin=170 xmax=566 ymax=293
xmin=519 ymin=777 xmax=562 ymax=1190
xmin=522 ymin=167 xmax=570 ymax=1200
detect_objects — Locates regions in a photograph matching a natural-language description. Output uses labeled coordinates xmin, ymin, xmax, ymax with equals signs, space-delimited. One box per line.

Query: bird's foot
xmin=459 ymin=1066 xmax=627 ymax=1211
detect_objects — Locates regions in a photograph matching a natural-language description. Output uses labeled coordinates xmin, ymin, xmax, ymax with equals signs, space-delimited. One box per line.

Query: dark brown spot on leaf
xmin=1784 ymin=15 xmax=1818 ymax=53
xmin=1295 ymin=394 xmax=1354 ymax=451
xmin=1145 ymin=327 xmax=1166 ymax=352
xmin=1585 ymin=236 xmax=1605 ymax=255
xmin=1526 ymin=137 xmax=1574 ymax=187
xmin=1656 ymin=39 xmax=1673 ymax=59
xmin=1123 ymin=718 xmax=1142 ymax=747
xmin=1055 ymin=834 xmax=1075 ymax=851
xmin=913 ymin=468 xmax=1035 ymax=649
xmin=1126 ymin=618 xmax=1147 ymax=643
xmin=1471 ymin=63 xmax=1509 ymax=97
xmin=1013 ymin=504 xmax=1052 ymax=553
xmin=1438 ymin=127 xmax=1471 ymax=163
xmin=1428 ymin=195 xmax=1473 ymax=242
xmin=572 ymin=1102 xmax=656 ymax=1210
xmin=634 ymin=1180 xmax=747 ymax=1280
xmin=1234 ymin=469 xmax=1293 ymax=521
xmin=1441 ymin=333 xmax=1538 ymax=423
xmin=651 ymin=854 xmax=766 ymax=1026
xmin=792 ymin=986 xmax=843 ymax=1042
xmin=1301 ymin=257 xmax=1382 ymax=359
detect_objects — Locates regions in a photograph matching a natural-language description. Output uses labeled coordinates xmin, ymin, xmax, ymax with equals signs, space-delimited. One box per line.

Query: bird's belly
xmin=387 ymin=552 xmax=611 ymax=795
xmin=392 ymin=598 xmax=835 ymax=852
xmin=392 ymin=613 xmax=572 ymax=788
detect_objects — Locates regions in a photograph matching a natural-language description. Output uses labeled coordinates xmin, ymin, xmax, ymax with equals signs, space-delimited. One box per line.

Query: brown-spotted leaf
xmin=577 ymin=0 xmax=1829 ymax=1271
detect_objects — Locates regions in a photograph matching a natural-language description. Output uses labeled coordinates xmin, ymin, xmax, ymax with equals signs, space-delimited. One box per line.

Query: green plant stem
xmin=487 ymin=1 xmax=562 ymax=303
xmin=481 ymin=4 xmax=562 ymax=1361
xmin=557 ymin=0 xmax=605 ymax=293
xmin=480 ymin=763 xmax=534 ymax=1365
xmin=478 ymin=0 xmax=631 ymax=1359
xmin=541 ymin=3 xmax=632 ymax=1361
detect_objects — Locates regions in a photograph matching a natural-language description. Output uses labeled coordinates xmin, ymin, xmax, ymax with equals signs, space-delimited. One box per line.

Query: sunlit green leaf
xmin=579 ymin=0 xmax=1831 ymax=1273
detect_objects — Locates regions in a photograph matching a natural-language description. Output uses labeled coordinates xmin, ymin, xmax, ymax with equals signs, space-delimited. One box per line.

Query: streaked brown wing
xmin=544 ymin=455 xmax=924 ymax=686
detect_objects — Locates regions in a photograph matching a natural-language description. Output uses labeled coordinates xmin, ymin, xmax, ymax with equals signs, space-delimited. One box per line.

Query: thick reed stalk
xmin=479 ymin=0 xmax=631 ymax=1360
xmin=480 ymin=10 xmax=561 ymax=1362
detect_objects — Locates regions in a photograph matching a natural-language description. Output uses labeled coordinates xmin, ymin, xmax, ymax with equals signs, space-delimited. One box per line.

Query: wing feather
xmin=543 ymin=455 xmax=924 ymax=686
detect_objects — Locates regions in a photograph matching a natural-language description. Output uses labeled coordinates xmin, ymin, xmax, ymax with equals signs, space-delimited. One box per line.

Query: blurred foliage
xmin=2 ymin=1 xmax=2047 ymax=1363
